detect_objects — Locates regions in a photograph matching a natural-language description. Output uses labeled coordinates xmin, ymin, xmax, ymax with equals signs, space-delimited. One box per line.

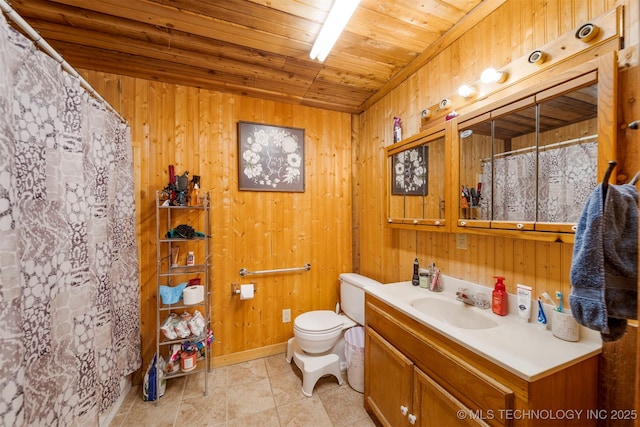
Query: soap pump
xmin=492 ymin=276 xmax=508 ymax=316
xmin=412 ymin=258 xmax=420 ymax=286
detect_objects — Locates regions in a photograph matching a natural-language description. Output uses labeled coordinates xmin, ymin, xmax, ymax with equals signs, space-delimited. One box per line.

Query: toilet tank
xmin=339 ymin=273 xmax=381 ymax=325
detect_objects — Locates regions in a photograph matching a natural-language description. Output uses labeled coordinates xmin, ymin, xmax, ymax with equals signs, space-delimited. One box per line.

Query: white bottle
xmin=186 ymin=251 xmax=195 ymax=266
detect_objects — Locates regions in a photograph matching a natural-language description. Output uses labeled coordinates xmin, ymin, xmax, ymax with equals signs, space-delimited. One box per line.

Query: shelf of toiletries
xmin=154 ymin=189 xmax=212 ymax=402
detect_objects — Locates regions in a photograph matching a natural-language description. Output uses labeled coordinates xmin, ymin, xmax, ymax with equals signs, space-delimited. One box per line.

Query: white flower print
xmin=240 ymin=124 xmax=304 ymax=190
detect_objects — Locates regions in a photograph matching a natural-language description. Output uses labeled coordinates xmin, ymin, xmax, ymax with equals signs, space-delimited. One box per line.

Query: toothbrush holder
xmin=551 ymin=310 xmax=580 ymax=342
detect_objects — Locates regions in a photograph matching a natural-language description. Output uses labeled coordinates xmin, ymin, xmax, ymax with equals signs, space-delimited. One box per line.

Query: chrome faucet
xmin=456 ymin=287 xmax=490 ymax=309
xmin=456 ymin=288 xmax=475 ymax=305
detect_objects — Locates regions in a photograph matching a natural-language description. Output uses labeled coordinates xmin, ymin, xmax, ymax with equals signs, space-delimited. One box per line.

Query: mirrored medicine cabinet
xmin=453 ymin=52 xmax=617 ymax=238
xmin=385 ymin=123 xmax=449 ymax=230
xmin=385 ymin=52 xmax=617 ymax=241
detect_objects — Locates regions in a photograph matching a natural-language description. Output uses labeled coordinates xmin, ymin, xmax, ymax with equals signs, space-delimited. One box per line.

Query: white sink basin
xmin=411 ymin=297 xmax=498 ymax=330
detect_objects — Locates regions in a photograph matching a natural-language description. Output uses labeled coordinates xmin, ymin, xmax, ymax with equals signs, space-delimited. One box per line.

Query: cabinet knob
xmin=571 ymin=225 xmax=577 ymax=232
xmin=460 ymin=221 xmax=467 ymax=227
xmin=435 ymin=220 xmax=441 ymax=226
xmin=400 ymin=405 xmax=408 ymax=416
xmin=388 ymin=218 xmax=393 ymax=223
xmin=408 ymin=414 xmax=417 ymax=424
xmin=413 ymin=219 xmax=418 ymax=224
xmin=517 ymin=223 xmax=524 ymax=229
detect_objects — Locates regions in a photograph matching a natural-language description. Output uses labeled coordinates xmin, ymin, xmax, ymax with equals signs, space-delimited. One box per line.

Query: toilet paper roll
xmin=183 ymin=285 xmax=204 ymax=305
xmin=240 ymin=284 xmax=254 ymax=300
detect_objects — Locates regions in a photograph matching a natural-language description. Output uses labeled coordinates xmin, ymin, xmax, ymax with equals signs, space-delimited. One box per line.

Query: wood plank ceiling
xmin=7 ymin=0 xmax=497 ymax=113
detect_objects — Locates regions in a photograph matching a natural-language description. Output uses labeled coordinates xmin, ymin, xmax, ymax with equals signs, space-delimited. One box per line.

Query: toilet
xmin=286 ymin=273 xmax=381 ymax=397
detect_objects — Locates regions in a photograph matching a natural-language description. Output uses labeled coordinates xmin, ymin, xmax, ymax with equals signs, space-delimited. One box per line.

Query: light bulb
xmin=480 ymin=68 xmax=505 ymax=83
xmin=457 ymin=85 xmax=475 ymax=98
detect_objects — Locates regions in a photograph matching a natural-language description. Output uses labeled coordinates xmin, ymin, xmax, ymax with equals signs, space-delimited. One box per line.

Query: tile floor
xmin=110 ymin=353 xmax=377 ymax=426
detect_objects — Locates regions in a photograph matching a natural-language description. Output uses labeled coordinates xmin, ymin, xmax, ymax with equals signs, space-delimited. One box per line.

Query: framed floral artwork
xmin=392 ymin=146 xmax=428 ymax=195
xmin=237 ymin=121 xmax=305 ymax=192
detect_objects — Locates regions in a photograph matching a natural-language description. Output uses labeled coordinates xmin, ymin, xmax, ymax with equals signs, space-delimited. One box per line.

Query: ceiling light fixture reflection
xmin=309 ymin=0 xmax=361 ymax=62
xmin=480 ymin=68 xmax=507 ymax=84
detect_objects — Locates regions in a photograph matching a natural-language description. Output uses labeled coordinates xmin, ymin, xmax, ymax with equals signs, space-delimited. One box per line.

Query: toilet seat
xmin=294 ymin=310 xmax=343 ymax=334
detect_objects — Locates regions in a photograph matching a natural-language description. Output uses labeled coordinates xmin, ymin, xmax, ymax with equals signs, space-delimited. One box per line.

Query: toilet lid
xmin=294 ymin=310 xmax=343 ymax=333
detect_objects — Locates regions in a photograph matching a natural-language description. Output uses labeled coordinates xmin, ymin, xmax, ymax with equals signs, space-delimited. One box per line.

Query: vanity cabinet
xmin=365 ymin=328 xmax=414 ymax=426
xmin=364 ymin=293 xmax=598 ymax=427
xmin=452 ymin=52 xmax=617 ymax=241
xmin=385 ymin=123 xmax=450 ymax=230
xmin=366 ymin=327 xmax=493 ymax=427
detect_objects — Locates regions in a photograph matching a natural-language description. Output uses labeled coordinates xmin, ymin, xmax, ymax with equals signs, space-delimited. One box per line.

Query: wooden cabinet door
xmin=414 ymin=367 xmax=491 ymax=427
xmin=365 ymin=327 xmax=414 ymax=427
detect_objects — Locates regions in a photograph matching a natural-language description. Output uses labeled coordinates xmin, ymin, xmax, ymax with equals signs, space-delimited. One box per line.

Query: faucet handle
xmin=456 ymin=287 xmax=469 ymax=301
xmin=472 ymin=292 xmax=491 ymax=309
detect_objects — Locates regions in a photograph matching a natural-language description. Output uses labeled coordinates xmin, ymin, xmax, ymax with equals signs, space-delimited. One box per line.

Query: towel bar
xmin=238 ymin=263 xmax=311 ymax=277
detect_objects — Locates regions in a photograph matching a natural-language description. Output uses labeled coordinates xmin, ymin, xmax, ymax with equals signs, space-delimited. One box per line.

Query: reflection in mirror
xmin=459 ymin=120 xmax=491 ymax=220
xmin=492 ymin=104 xmax=537 ymax=222
xmin=395 ymin=145 xmax=428 ymax=219
xmin=537 ymin=83 xmax=597 ymax=223
xmin=388 ymin=153 xmax=406 ymax=219
xmin=387 ymin=134 xmax=446 ymax=222
xmin=423 ymin=136 xmax=445 ymax=220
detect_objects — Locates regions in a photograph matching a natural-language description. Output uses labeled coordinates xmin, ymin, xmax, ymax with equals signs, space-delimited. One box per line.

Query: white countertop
xmin=365 ymin=275 xmax=602 ymax=382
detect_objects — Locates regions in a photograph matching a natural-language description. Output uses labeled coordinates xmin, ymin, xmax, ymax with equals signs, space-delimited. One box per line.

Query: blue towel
xmin=570 ymin=183 xmax=638 ymax=342
xmin=159 ymin=282 xmax=188 ymax=305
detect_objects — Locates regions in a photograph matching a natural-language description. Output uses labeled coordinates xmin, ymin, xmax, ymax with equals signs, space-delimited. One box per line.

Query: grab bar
xmin=238 ymin=263 xmax=311 ymax=277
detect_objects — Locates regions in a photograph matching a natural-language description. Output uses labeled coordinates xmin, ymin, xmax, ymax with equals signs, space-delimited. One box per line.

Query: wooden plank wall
xmin=79 ymin=0 xmax=637 ymax=417
xmin=78 ymin=71 xmax=354 ymax=368
xmin=356 ymin=0 xmax=638 ymax=423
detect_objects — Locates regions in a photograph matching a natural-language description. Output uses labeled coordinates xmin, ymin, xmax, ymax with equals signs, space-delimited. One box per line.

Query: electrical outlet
xmin=282 ymin=308 xmax=291 ymax=323
xmin=456 ymin=233 xmax=468 ymax=250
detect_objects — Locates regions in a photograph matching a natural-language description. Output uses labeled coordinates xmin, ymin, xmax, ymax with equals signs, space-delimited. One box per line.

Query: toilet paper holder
xmin=231 ymin=282 xmax=257 ymax=297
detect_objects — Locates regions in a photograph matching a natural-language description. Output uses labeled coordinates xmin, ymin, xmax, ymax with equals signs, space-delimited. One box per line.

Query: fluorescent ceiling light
xmin=309 ymin=0 xmax=360 ymax=62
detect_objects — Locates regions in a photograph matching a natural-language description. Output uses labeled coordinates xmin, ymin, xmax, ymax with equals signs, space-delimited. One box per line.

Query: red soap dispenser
xmin=492 ymin=276 xmax=508 ymax=316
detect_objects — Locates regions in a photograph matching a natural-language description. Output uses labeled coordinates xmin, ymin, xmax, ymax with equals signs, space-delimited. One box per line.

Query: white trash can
xmin=344 ymin=326 xmax=365 ymax=393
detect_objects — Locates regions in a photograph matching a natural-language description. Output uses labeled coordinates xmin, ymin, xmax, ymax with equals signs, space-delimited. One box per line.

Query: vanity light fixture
xmin=480 ymin=68 xmax=507 ymax=84
xmin=439 ymin=98 xmax=452 ymax=110
xmin=527 ymin=50 xmax=546 ymax=65
xmin=309 ymin=0 xmax=361 ymax=62
xmin=575 ymin=23 xmax=599 ymax=43
xmin=457 ymin=84 xmax=476 ymax=98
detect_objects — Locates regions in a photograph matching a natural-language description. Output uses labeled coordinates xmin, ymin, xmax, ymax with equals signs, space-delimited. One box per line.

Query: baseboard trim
xmin=211 ymin=342 xmax=288 ymax=368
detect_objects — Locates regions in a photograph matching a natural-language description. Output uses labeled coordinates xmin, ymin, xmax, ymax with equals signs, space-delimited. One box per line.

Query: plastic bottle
xmin=491 ymin=276 xmax=508 ymax=316
xmin=186 ymin=251 xmax=195 ymax=266
xmin=412 ymin=258 xmax=420 ymax=286
xmin=393 ymin=117 xmax=402 ymax=143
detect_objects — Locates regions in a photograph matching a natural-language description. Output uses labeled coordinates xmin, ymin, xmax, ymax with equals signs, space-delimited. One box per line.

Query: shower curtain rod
xmin=0 ymin=0 xmax=127 ymax=124
xmin=481 ymin=134 xmax=598 ymax=162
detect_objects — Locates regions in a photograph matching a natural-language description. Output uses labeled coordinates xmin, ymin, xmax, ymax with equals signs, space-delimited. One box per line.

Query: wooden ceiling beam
xmin=44 ymin=0 xmax=311 ymax=57
xmin=32 ymin=21 xmax=319 ymax=92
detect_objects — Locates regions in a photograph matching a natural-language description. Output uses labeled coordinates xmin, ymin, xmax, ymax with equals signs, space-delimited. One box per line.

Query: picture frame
xmin=392 ymin=145 xmax=428 ymax=195
xmin=237 ymin=121 xmax=305 ymax=192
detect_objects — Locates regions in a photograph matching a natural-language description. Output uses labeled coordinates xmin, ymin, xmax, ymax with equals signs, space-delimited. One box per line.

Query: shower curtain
xmin=483 ymin=141 xmax=597 ymax=223
xmin=0 ymin=13 xmax=140 ymax=426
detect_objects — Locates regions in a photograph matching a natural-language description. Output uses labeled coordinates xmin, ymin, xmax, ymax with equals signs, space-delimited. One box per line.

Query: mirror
xmin=386 ymin=127 xmax=446 ymax=226
xmin=457 ymin=72 xmax=603 ymax=233
xmin=491 ymin=101 xmax=537 ymax=223
xmin=537 ymin=82 xmax=598 ymax=224
xmin=458 ymin=115 xmax=491 ymax=222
